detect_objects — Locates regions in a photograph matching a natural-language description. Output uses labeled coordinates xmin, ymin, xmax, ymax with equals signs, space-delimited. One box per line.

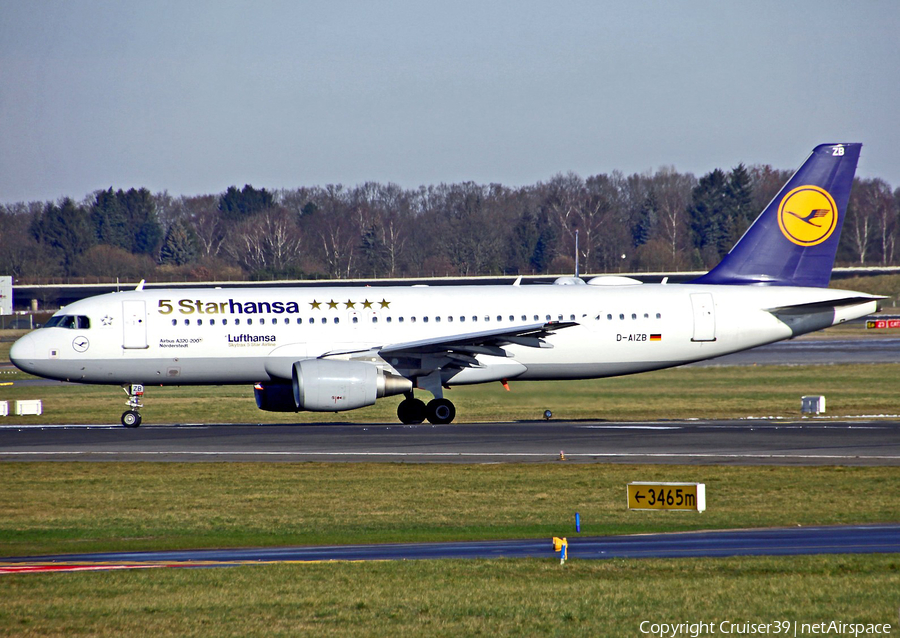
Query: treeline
xmin=1 ymin=166 xmax=898 ymax=283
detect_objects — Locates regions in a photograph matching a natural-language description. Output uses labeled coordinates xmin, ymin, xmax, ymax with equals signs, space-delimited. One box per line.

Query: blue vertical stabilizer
xmin=693 ymin=143 xmax=860 ymax=287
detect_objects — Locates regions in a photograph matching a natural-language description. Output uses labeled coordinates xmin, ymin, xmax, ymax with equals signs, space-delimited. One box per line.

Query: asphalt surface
xmin=3 ymin=525 xmax=898 ymax=572
xmin=2 ymin=419 xmax=899 ymax=465
xmin=689 ymin=336 xmax=900 ymax=366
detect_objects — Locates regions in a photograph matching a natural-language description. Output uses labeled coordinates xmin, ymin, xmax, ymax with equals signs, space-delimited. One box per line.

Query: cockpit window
xmin=43 ymin=315 xmax=90 ymax=329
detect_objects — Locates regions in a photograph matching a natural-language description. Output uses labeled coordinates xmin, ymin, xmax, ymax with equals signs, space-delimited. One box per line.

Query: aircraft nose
xmin=9 ymin=333 xmax=37 ymax=371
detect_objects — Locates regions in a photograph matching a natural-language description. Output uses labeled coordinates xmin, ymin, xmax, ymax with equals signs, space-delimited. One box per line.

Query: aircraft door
xmin=690 ymin=293 xmax=716 ymax=342
xmin=123 ymin=300 xmax=149 ymax=349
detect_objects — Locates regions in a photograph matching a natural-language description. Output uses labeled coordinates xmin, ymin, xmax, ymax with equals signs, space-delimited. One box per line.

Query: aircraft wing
xmin=379 ymin=321 xmax=577 ymax=357
xmin=322 ymin=321 xmax=577 ymax=366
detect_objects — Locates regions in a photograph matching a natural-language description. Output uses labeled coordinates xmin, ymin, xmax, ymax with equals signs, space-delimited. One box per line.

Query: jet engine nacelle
xmin=291 ymin=359 xmax=412 ymax=412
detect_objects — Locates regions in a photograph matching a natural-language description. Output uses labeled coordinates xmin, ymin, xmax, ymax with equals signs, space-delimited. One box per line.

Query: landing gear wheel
xmin=426 ymin=398 xmax=456 ymax=425
xmin=397 ymin=398 xmax=427 ymax=425
xmin=121 ymin=410 xmax=142 ymax=428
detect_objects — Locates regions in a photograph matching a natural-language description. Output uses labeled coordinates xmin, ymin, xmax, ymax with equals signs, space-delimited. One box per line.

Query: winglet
xmin=693 ymin=144 xmax=861 ymax=288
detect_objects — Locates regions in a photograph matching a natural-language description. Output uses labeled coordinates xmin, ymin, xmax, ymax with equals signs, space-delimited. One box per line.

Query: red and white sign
xmin=866 ymin=319 xmax=900 ymax=329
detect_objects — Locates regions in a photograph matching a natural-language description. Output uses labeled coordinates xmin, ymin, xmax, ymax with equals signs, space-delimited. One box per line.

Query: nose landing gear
xmin=121 ymin=384 xmax=144 ymax=427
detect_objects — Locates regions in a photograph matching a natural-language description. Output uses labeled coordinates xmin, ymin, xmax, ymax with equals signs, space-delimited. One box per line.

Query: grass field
xmin=3 ymin=463 xmax=899 ymax=557
xmin=2 ymin=314 xmax=899 ymax=636
xmin=2 ymin=556 xmax=898 ymax=636
xmin=1 ymin=362 xmax=899 ymax=425
xmin=1 ymin=463 xmax=899 ymax=636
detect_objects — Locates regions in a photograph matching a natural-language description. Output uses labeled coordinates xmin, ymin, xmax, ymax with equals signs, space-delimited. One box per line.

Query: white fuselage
xmin=10 ymin=282 xmax=879 ymax=386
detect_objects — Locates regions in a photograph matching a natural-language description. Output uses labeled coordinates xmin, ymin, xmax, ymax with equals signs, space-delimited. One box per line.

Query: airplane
xmin=10 ymin=143 xmax=884 ymax=427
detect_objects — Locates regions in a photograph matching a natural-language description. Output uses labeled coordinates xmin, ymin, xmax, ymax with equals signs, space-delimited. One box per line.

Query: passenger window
xmin=520 ymin=315 xmax=525 ymax=321
xmin=309 ymin=318 xmax=315 ymax=324
xmin=197 ymin=319 xmax=203 ymax=326
xmin=545 ymin=315 xmax=551 ymax=321
xmin=472 ymin=316 xmax=477 ymax=322
xmin=387 ymin=317 xmax=392 ymax=323
xmin=435 ymin=316 xmax=440 ymax=322
xmin=321 ymin=318 xmax=327 ymax=324
xmin=423 ymin=317 xmax=428 ymax=323
xmin=373 ymin=317 xmax=378 ymax=323
xmin=184 ymin=319 xmax=190 ymax=326
xmin=644 ymin=313 xmax=649 ymax=319
xmin=484 ymin=316 xmax=490 ymax=322
xmin=619 ymin=314 xmax=625 ymax=320
xmin=632 ymin=313 xmax=637 ymax=320
xmin=171 ymin=319 xmax=177 ymax=326
xmin=399 ymin=317 xmax=405 ymax=323
xmin=656 ymin=313 xmax=662 ymax=319
xmin=352 ymin=317 xmax=358 ymax=324
xmin=296 ymin=318 xmax=302 ymax=324
xmin=223 ymin=318 xmax=228 ymax=326
xmin=210 ymin=319 xmax=216 ymax=326
xmin=496 ymin=315 xmax=502 ymax=322
xmin=334 ymin=317 xmax=339 ymax=324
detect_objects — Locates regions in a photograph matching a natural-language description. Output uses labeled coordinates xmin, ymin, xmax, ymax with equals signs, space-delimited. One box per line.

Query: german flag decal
xmin=649 ymin=334 xmax=662 ymax=341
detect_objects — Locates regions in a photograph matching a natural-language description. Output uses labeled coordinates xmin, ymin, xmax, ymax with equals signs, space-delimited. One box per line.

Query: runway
xmin=2 ymin=418 xmax=900 ymax=465
xmin=3 ymin=524 xmax=898 ymax=573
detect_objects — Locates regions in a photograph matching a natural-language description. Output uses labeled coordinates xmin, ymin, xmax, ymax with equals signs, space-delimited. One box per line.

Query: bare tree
xmin=223 ymin=208 xmax=303 ymax=274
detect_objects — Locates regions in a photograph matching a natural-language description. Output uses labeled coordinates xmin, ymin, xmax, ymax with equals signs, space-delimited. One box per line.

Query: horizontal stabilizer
xmin=767 ymin=294 xmax=885 ymax=336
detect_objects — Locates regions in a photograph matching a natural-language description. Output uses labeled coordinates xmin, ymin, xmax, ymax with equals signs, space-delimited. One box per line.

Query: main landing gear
xmin=121 ymin=384 xmax=144 ymax=428
xmin=397 ymin=395 xmax=456 ymax=425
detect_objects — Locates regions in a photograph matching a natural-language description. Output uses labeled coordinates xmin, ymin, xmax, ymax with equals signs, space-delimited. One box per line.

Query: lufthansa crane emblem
xmin=777 ymin=185 xmax=838 ymax=247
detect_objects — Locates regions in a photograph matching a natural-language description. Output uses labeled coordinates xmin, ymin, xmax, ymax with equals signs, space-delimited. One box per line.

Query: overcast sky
xmin=2 ymin=1 xmax=898 ymax=204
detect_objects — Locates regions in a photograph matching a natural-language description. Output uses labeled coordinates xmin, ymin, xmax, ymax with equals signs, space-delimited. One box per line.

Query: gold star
xmin=344 ymin=299 xmax=355 ymax=309
xmin=327 ymin=299 xmax=339 ymax=309
xmin=362 ymin=299 xmax=373 ymax=309
xmin=379 ymin=299 xmax=390 ymax=309
xmin=310 ymin=300 xmax=321 ymax=310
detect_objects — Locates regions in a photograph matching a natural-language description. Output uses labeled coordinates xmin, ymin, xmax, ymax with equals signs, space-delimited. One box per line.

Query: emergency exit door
xmin=122 ymin=300 xmax=149 ymax=349
xmin=690 ymin=293 xmax=716 ymax=342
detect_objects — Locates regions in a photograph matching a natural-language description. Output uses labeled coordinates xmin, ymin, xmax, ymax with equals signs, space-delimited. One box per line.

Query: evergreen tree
xmin=121 ymin=188 xmax=163 ymax=256
xmin=30 ymin=198 xmax=95 ymax=275
xmin=159 ymin=219 xmax=200 ymax=266
xmin=219 ymin=184 xmax=275 ymax=221
xmin=90 ymin=188 xmax=130 ymax=249
xmin=688 ymin=169 xmax=730 ymax=264
xmin=632 ymin=192 xmax=658 ymax=248
xmin=725 ymin=163 xmax=754 ymax=244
